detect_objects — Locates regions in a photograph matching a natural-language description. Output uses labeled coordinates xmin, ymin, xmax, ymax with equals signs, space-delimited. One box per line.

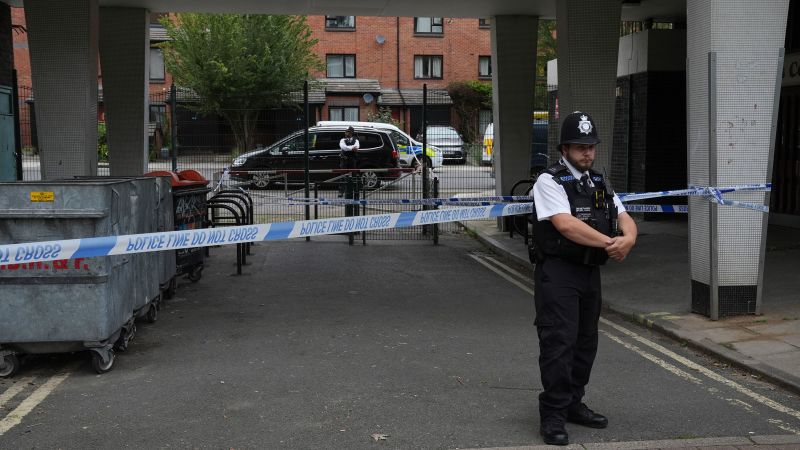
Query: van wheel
xmin=250 ymin=173 xmax=271 ymax=189
xmin=360 ymin=170 xmax=381 ymax=189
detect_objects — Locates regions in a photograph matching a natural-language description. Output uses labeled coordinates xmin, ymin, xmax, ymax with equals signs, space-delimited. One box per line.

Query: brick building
xmin=11 ymin=10 xmax=492 ymax=145
xmin=307 ymin=15 xmax=492 ymax=134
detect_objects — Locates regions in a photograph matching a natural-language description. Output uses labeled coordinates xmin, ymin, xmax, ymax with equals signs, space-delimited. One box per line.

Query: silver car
xmin=425 ymin=125 xmax=465 ymax=164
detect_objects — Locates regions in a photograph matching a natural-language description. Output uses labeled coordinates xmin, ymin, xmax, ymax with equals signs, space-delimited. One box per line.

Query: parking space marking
xmin=0 ymin=370 xmax=73 ymax=436
xmin=599 ymin=330 xmax=704 ymax=385
xmin=471 ymin=253 xmax=800 ymax=430
xmin=0 ymin=377 xmax=34 ymax=410
xmin=600 ymin=317 xmax=800 ymax=424
xmin=468 ymin=254 xmax=534 ymax=296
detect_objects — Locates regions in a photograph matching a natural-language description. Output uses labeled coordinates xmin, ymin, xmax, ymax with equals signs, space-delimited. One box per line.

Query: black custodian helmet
xmin=559 ymin=111 xmax=601 ymax=148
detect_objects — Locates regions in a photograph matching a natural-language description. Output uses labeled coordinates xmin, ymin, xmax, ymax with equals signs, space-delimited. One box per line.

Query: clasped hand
xmin=605 ymin=235 xmax=634 ymax=262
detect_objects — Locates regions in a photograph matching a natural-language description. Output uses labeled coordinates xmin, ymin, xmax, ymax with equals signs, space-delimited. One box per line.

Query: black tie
xmin=580 ymin=174 xmax=590 ymax=192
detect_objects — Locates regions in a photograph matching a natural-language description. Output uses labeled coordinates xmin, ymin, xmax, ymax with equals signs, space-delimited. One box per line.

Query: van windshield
xmin=389 ymin=131 xmax=410 ymax=147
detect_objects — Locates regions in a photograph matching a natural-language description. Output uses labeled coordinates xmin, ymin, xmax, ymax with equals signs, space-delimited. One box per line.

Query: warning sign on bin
xmin=30 ymin=192 xmax=55 ymax=202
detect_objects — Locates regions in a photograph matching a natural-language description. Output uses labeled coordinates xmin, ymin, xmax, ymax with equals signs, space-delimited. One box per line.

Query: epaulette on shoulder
xmin=545 ymin=163 xmax=573 ymax=185
xmin=588 ymin=169 xmax=605 ymax=186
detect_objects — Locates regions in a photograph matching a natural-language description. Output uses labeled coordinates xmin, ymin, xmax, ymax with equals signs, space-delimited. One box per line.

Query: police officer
xmin=338 ymin=126 xmax=360 ymax=197
xmin=531 ymin=111 xmax=637 ymax=446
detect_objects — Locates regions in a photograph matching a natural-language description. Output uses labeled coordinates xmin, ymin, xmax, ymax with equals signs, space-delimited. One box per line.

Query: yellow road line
xmin=0 ymin=377 xmax=34 ymax=410
xmin=0 ymin=370 xmax=73 ymax=435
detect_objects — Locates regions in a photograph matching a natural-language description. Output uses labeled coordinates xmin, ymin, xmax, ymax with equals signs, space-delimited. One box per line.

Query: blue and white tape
xmin=617 ymin=183 xmax=770 ymax=201
xmin=624 ymin=204 xmax=689 ymax=214
xmin=271 ymin=183 xmax=771 ymax=213
xmin=0 ymin=203 xmax=534 ymax=266
xmin=285 ymin=195 xmax=533 ymax=206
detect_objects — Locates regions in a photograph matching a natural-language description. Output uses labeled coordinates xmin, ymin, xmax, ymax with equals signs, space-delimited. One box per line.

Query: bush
xmin=367 ymin=106 xmax=403 ymax=128
xmin=97 ymin=122 xmax=108 ymax=162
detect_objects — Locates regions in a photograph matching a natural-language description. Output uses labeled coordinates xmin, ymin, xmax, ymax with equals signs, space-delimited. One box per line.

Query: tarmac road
xmin=1 ymin=233 xmax=799 ymax=449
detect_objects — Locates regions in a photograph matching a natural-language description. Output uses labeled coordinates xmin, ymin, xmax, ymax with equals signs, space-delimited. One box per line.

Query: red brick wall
xmin=309 ymin=16 xmax=492 ymax=90
xmin=11 ymin=7 xmax=31 ymax=88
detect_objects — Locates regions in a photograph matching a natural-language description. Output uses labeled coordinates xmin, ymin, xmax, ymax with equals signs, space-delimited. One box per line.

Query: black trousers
xmin=533 ymin=257 xmax=602 ymax=422
xmin=339 ymin=155 xmax=357 ymax=194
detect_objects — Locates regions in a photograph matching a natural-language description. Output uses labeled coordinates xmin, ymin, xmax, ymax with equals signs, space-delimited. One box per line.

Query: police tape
xmin=617 ymin=183 xmax=771 ymax=202
xmin=0 ymin=203 xmax=534 ymax=266
xmin=284 ymin=195 xmax=533 ymax=206
xmin=280 ymin=183 xmax=771 ymax=212
xmin=623 ymin=204 xmax=688 ymax=213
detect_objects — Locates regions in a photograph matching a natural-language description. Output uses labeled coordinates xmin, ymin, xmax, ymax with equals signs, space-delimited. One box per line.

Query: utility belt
xmin=528 ymin=242 xmax=608 ymax=266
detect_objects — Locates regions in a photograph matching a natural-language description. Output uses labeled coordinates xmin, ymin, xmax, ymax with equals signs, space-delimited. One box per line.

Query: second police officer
xmin=530 ymin=111 xmax=637 ymax=446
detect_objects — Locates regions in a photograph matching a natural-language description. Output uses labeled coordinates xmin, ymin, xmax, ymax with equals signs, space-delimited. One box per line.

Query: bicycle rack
xmin=207 ymin=190 xmax=254 ymax=275
xmin=509 ymin=178 xmax=534 ymax=245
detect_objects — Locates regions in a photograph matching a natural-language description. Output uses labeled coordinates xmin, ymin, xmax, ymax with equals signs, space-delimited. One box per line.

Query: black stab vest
xmin=533 ymin=163 xmax=616 ymax=266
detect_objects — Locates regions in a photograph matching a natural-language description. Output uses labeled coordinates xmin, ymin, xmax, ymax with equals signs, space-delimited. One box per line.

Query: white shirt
xmin=339 ymin=137 xmax=360 ymax=153
xmin=531 ymin=158 xmax=626 ymax=221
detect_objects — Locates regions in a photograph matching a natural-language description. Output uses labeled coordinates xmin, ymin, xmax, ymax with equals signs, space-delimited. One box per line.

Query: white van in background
xmin=316 ymin=121 xmax=443 ymax=168
xmin=482 ymin=123 xmax=494 ymax=165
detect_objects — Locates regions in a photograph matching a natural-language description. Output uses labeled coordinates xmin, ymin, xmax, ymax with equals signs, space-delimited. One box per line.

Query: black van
xmin=229 ymin=126 xmax=401 ymax=189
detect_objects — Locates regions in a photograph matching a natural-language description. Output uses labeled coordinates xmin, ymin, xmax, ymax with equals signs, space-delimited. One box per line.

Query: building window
xmin=325 ymin=16 xmax=355 ymax=30
xmin=414 ymin=17 xmax=443 ymax=34
xmin=150 ymin=48 xmax=165 ymax=81
xmin=327 ymin=54 xmax=356 ymax=78
xmin=149 ymin=105 xmax=167 ymax=125
xmin=479 ymin=18 xmax=491 ymax=28
xmin=414 ymin=55 xmax=443 ymax=79
xmin=329 ymin=106 xmax=359 ymax=121
xmin=478 ymin=56 xmax=491 ymax=78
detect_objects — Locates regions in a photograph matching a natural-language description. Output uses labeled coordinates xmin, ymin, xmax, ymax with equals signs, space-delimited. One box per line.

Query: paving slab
xmin=691 ymin=327 xmax=759 ymax=344
xmin=730 ymin=340 xmax=797 ymax=357
xmin=744 ymin=320 xmax=800 ymax=336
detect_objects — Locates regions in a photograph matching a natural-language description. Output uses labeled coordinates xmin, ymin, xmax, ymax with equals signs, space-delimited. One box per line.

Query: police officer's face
xmin=563 ymin=144 xmax=596 ymax=172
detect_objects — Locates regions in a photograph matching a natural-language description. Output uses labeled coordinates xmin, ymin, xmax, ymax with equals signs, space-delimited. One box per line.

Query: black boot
xmin=539 ymin=418 xmax=569 ymax=446
xmin=567 ymin=402 xmax=608 ymax=429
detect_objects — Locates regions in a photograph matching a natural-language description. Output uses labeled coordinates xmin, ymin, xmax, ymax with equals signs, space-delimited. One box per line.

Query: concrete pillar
xmin=490 ymin=15 xmax=538 ymax=198
xmin=99 ymin=7 xmax=150 ymax=176
xmin=26 ymin=0 xmax=99 ymax=179
xmin=555 ymin=0 xmax=621 ymax=172
xmin=0 ymin=4 xmax=16 ymax=182
xmin=687 ymin=0 xmax=789 ymax=318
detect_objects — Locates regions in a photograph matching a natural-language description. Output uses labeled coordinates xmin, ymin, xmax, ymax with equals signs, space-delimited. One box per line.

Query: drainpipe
xmin=396 ymin=17 xmax=407 ymax=129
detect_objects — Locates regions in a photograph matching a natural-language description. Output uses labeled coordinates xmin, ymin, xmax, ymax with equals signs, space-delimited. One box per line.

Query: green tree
xmin=534 ymin=20 xmax=556 ymax=112
xmin=537 ymin=20 xmax=556 ymax=80
xmin=447 ymin=80 xmax=491 ymax=143
xmin=97 ymin=122 xmax=108 ymax=162
xmin=161 ymin=14 xmax=322 ymax=152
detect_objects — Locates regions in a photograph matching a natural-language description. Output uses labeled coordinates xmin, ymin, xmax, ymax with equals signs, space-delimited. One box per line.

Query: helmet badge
xmin=577 ymin=115 xmax=593 ymax=135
